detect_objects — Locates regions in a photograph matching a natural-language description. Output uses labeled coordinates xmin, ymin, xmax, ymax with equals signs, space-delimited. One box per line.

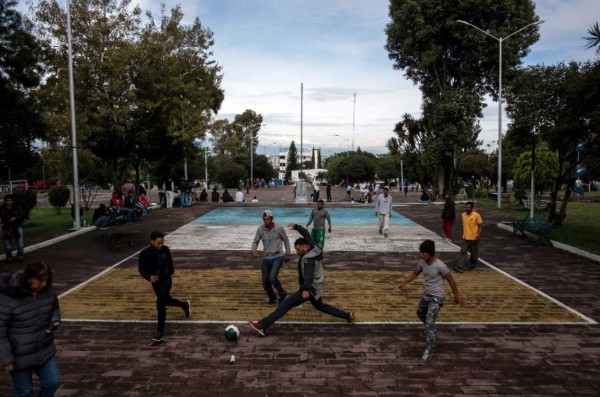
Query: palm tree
xmin=583 ymin=22 xmax=600 ymax=56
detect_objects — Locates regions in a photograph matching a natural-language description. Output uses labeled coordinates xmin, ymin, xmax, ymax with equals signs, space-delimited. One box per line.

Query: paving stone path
xmin=1 ymin=186 xmax=599 ymax=396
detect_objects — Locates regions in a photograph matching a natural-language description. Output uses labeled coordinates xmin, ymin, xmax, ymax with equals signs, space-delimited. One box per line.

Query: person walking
xmin=249 ymin=224 xmax=354 ymax=336
xmin=0 ymin=262 xmax=62 ymax=396
xmin=251 ymin=210 xmax=291 ymax=305
xmin=138 ymin=231 xmax=191 ymax=342
xmin=306 ymin=199 xmax=332 ymax=250
xmin=1 ymin=194 xmax=25 ymax=262
xmin=326 ymin=182 xmax=332 ymax=202
xmin=441 ymin=191 xmax=456 ymax=240
xmin=374 ymin=186 xmax=393 ymax=237
xmin=399 ymin=240 xmax=466 ymax=365
xmin=453 ymin=202 xmax=483 ymax=273
xmin=163 ymin=177 xmax=175 ymax=209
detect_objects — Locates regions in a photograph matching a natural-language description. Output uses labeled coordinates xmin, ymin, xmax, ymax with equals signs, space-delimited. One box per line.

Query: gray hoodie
xmin=251 ymin=223 xmax=291 ymax=259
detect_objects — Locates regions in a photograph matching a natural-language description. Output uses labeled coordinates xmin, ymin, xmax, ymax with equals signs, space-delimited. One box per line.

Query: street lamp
xmin=334 ymin=134 xmax=350 ymax=157
xmin=457 ymin=19 xmax=544 ymax=209
xmin=262 ymin=142 xmax=276 ymax=155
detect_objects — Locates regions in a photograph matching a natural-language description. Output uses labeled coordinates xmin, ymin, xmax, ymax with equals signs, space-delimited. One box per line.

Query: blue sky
xmin=20 ymin=0 xmax=599 ymax=156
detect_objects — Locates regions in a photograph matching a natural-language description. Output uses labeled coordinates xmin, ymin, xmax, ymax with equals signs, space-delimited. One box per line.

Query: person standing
xmin=326 ymin=182 xmax=332 ymax=202
xmin=374 ymin=186 xmax=393 ymax=238
xmin=399 ymin=240 xmax=466 ymax=365
xmin=251 ymin=210 xmax=291 ymax=305
xmin=312 ymin=178 xmax=320 ymax=202
xmin=164 ymin=177 xmax=175 ymax=209
xmin=249 ymin=224 xmax=354 ymax=336
xmin=441 ymin=191 xmax=456 ymax=240
xmin=306 ymin=199 xmax=332 ymax=250
xmin=453 ymin=202 xmax=483 ymax=273
xmin=1 ymin=194 xmax=25 ymax=262
xmin=0 ymin=262 xmax=62 ymax=396
xmin=121 ymin=179 xmax=136 ymax=198
xmin=138 ymin=231 xmax=191 ymax=342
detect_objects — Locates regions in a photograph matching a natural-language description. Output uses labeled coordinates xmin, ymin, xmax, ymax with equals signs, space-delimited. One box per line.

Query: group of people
xmin=202 ymin=187 xmax=259 ymax=203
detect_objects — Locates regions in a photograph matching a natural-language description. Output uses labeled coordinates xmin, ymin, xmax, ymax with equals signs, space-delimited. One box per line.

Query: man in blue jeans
xmin=1 ymin=195 xmax=25 ymax=262
xmin=249 ymin=224 xmax=354 ymax=336
xmin=251 ymin=210 xmax=291 ymax=305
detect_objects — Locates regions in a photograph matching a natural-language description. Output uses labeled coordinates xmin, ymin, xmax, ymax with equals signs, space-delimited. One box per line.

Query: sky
xmin=20 ymin=0 xmax=599 ymax=157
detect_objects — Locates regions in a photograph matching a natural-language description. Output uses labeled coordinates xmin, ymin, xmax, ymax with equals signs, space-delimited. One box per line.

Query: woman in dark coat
xmin=0 ymin=262 xmax=62 ymax=396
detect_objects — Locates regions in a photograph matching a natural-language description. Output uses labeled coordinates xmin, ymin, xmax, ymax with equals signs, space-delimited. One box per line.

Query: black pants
xmin=261 ymin=290 xmax=349 ymax=330
xmin=151 ymin=277 xmax=185 ymax=333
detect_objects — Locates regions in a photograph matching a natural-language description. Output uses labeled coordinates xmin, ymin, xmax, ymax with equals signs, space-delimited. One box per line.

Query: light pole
xmin=334 ymin=134 xmax=350 ymax=157
xmin=457 ymin=19 xmax=544 ymax=209
xmin=262 ymin=142 xmax=276 ymax=155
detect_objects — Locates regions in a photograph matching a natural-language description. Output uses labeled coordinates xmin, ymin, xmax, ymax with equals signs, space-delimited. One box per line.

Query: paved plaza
xmin=1 ymin=186 xmax=599 ymax=395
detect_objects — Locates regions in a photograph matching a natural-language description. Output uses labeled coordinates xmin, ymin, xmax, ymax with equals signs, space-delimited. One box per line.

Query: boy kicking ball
xmin=399 ymin=239 xmax=467 ymax=365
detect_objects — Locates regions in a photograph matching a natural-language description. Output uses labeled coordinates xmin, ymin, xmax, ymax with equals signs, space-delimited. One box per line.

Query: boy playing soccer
xmin=399 ymin=240 xmax=467 ymax=364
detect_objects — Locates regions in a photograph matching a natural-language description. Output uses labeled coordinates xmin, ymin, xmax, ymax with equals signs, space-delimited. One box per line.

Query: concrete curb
xmin=1 ymin=226 xmax=97 ymax=261
xmin=497 ymin=222 xmax=600 ymax=263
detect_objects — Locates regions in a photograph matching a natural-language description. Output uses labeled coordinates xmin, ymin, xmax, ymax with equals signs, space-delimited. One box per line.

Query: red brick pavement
xmin=1 ymin=190 xmax=599 ymax=396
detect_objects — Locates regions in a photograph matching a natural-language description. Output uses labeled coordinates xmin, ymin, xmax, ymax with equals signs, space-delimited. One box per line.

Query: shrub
xmin=48 ymin=186 xmax=70 ymax=212
xmin=12 ymin=189 xmax=37 ymax=219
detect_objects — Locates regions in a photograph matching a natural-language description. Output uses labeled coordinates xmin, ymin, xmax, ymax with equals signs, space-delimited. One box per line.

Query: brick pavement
xmin=1 ymin=186 xmax=599 ymax=395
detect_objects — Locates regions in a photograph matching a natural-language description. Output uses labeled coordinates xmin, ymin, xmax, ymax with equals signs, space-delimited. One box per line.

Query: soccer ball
xmin=224 ymin=325 xmax=240 ymax=341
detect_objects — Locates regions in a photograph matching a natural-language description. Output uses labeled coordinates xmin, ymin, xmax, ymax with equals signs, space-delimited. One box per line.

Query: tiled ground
xmin=1 ymin=186 xmax=599 ymax=395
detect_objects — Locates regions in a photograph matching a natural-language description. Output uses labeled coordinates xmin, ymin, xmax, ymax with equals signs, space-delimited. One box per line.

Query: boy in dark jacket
xmin=249 ymin=224 xmax=354 ymax=336
xmin=138 ymin=231 xmax=191 ymax=342
xmin=0 ymin=262 xmax=62 ymax=396
xmin=441 ymin=191 xmax=456 ymax=240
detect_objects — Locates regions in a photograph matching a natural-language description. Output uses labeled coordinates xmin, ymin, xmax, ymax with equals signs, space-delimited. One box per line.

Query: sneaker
xmin=249 ymin=320 xmax=266 ymax=336
xmin=384 ymin=232 xmax=388 ymax=238
xmin=5 ymin=257 xmax=14 ymax=263
xmin=183 ymin=300 xmax=191 ymax=318
xmin=16 ymin=256 xmax=25 ymax=262
xmin=347 ymin=312 xmax=355 ymax=324
xmin=452 ymin=266 xmax=464 ymax=273
xmin=295 ymin=303 xmax=304 ymax=309
xmin=98 ymin=226 xmax=109 ymax=230
xmin=418 ymin=351 xmax=432 ymax=365
xmin=268 ymin=298 xmax=277 ymax=305
xmin=152 ymin=333 xmax=164 ymax=343
xmin=379 ymin=228 xmax=383 ymax=235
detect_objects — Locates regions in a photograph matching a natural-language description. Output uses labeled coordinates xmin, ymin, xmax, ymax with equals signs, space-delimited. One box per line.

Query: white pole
xmin=530 ymin=169 xmax=535 ymax=218
xmin=400 ymin=159 xmax=404 ymax=191
xmin=301 ymin=82 xmax=303 ymax=170
xmin=497 ymin=38 xmax=503 ymax=210
xmin=250 ymin=131 xmax=253 ymax=185
xmin=67 ymin=0 xmax=80 ymax=230
xmin=352 ymin=92 xmax=356 ymax=151
xmin=184 ymin=157 xmax=188 ymax=180
xmin=204 ymin=147 xmax=208 ymax=189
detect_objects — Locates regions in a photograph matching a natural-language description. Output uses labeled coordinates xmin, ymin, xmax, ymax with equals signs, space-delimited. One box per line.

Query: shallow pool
xmin=193 ymin=207 xmax=416 ymax=226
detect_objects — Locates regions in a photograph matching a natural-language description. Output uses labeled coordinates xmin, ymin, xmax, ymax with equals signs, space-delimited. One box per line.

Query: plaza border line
xmin=57 ymin=220 xmax=598 ymax=325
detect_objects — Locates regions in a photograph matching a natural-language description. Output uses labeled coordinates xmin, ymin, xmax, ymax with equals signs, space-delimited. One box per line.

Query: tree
xmin=375 ymin=156 xmax=398 ymax=184
xmin=0 ymin=0 xmax=46 ymax=180
xmin=32 ymin=0 xmax=224 ymax=186
xmin=385 ymin=0 xmax=540 ymax=193
xmin=285 ymin=141 xmax=299 ymax=182
xmin=505 ymin=61 xmax=600 ymax=224
xmin=584 ymin=22 xmax=600 ymax=56
xmin=214 ymin=157 xmax=245 ymax=188
xmin=512 ymin=145 xmax=559 ymax=203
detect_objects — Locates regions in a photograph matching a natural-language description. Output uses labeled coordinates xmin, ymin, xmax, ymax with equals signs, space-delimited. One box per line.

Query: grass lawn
xmin=477 ymin=196 xmax=600 ymax=256
xmin=24 ymin=207 xmax=94 ymax=246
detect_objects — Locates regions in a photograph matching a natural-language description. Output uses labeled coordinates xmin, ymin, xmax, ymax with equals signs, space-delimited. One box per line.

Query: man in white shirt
xmin=375 ymin=186 xmax=393 ymax=237
xmin=251 ymin=196 xmax=259 ymax=203
xmin=235 ymin=189 xmax=245 ymax=203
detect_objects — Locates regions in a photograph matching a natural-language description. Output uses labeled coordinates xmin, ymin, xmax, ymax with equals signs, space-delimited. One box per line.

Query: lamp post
xmin=457 ymin=19 xmax=544 ymax=209
xmin=334 ymin=134 xmax=350 ymax=157
xmin=66 ymin=0 xmax=81 ymax=230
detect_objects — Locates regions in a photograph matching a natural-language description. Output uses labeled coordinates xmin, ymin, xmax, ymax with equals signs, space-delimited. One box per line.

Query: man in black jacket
xmin=138 ymin=231 xmax=191 ymax=342
xmin=0 ymin=195 xmax=25 ymax=262
xmin=249 ymin=224 xmax=354 ymax=336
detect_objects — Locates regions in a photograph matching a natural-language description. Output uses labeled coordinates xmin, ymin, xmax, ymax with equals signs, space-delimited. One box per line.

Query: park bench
xmin=512 ymin=214 xmax=553 ymax=245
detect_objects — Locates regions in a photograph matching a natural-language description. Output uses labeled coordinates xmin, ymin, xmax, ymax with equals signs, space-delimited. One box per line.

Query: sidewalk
xmin=1 ymin=186 xmax=599 ymax=396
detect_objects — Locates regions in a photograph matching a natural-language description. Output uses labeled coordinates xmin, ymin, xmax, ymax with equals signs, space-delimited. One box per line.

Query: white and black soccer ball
xmin=224 ymin=324 xmax=240 ymax=341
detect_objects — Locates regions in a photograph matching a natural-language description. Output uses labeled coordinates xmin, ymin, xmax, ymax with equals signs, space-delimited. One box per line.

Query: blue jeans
xmin=118 ymin=207 xmax=135 ymax=222
xmin=261 ymin=290 xmax=350 ymax=330
xmin=3 ymin=226 xmax=24 ymax=259
xmin=261 ymin=256 xmax=287 ymax=301
xmin=10 ymin=356 xmax=60 ymax=397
